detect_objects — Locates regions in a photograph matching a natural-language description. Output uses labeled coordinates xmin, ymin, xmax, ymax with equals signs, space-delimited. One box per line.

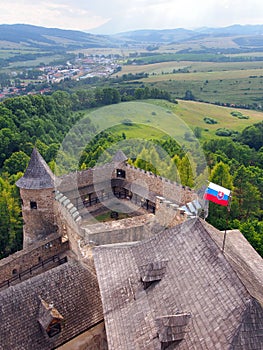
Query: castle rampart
xmin=56 ymin=162 xmax=196 ymax=211
xmin=0 ymin=233 xmax=69 ymax=287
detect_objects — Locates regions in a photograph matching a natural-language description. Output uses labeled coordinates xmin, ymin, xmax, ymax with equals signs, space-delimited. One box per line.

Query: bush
xmin=215 ymin=128 xmax=233 ymax=136
xmin=231 ymin=111 xmax=249 ymax=119
xmin=122 ymin=119 xmax=133 ymax=126
xmin=204 ymin=117 xmax=218 ymax=124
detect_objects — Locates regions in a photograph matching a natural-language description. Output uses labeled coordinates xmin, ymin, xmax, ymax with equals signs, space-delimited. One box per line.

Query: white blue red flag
xmin=204 ymin=182 xmax=231 ymax=207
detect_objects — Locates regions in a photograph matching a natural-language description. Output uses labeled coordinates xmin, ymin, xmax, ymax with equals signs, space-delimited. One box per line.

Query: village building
xmin=0 ymin=148 xmax=262 ymax=350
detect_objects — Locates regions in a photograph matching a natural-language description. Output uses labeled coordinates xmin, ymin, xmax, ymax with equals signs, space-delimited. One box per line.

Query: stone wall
xmin=57 ymin=162 xmax=195 ymax=207
xmin=155 ymin=197 xmax=187 ymax=228
xmin=0 ymin=233 xmax=69 ymax=283
xmin=54 ymin=193 xmax=85 ymax=259
xmin=82 ymin=214 xmax=158 ymax=246
xmin=20 ymin=187 xmax=57 ymax=248
xmin=123 ymin=164 xmax=195 ymax=205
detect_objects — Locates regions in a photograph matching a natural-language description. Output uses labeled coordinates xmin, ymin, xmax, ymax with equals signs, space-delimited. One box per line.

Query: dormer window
xmin=47 ymin=321 xmax=62 ymax=338
xmin=116 ymin=169 xmax=126 ymax=178
xmin=156 ymin=313 xmax=191 ymax=349
xmin=38 ymin=297 xmax=64 ymax=340
xmin=30 ymin=201 xmax=37 ymax=209
xmin=139 ymin=260 xmax=168 ymax=290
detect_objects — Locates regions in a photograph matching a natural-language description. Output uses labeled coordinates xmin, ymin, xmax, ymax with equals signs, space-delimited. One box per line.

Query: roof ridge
xmin=201 ymin=219 xmax=263 ymax=305
xmin=230 ymin=298 xmax=263 ymax=348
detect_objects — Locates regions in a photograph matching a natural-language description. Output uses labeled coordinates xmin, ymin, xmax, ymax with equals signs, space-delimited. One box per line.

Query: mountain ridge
xmin=0 ymin=23 xmax=263 ymax=50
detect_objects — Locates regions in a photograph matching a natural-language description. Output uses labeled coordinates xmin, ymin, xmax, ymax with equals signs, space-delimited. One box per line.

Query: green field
xmin=84 ymin=99 xmax=263 ymax=143
xmin=114 ymin=58 xmax=263 ymax=106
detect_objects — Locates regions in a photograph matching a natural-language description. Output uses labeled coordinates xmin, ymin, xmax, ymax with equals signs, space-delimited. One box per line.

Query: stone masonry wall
xmin=57 ymin=162 xmax=196 ymax=207
xmin=155 ymin=197 xmax=188 ymax=228
xmin=0 ymin=233 xmax=69 ymax=283
xmin=122 ymin=164 xmax=195 ymax=205
xmin=20 ymin=187 xmax=57 ymax=247
xmin=54 ymin=196 xmax=86 ymax=259
xmin=82 ymin=215 xmax=155 ymax=246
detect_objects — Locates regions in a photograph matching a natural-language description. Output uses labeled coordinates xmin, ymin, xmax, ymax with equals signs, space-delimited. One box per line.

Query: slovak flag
xmin=204 ymin=182 xmax=231 ymax=206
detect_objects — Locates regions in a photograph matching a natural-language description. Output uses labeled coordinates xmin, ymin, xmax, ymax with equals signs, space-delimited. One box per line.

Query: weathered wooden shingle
xmin=94 ymin=218 xmax=263 ymax=350
xmin=0 ymin=260 xmax=104 ymax=350
xmin=16 ymin=148 xmax=54 ymax=189
xmin=112 ymin=150 xmax=128 ymax=163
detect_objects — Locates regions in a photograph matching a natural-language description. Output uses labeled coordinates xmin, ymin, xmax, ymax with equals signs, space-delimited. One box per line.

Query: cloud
xmin=0 ymin=0 xmax=109 ymax=31
xmin=1 ymin=0 xmax=263 ymax=33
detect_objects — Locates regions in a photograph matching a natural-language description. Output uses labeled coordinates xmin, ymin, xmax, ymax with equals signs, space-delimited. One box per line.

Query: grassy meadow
xmin=84 ymin=99 xmax=263 ymax=143
xmin=115 ymin=59 xmax=263 ymax=106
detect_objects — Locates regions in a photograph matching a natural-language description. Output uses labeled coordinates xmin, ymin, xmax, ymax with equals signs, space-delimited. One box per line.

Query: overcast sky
xmin=1 ymin=0 xmax=263 ymax=34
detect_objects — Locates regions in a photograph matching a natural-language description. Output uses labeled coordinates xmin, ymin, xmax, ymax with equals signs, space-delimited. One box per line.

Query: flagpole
xmin=222 ymin=206 xmax=230 ymax=253
xmin=222 ymin=195 xmax=232 ymax=253
xmin=203 ymin=182 xmax=232 ymax=252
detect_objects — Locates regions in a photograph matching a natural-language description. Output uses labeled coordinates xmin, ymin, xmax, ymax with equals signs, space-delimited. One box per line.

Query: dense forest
xmin=0 ymin=88 xmax=262 ymax=259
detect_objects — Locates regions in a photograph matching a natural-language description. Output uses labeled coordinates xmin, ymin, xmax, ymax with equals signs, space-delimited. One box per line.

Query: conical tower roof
xmin=16 ymin=148 xmax=55 ymax=189
xmin=112 ymin=150 xmax=128 ymax=163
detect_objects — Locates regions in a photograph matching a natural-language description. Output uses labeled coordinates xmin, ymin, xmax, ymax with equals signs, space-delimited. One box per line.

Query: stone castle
xmin=0 ymin=148 xmax=262 ymax=350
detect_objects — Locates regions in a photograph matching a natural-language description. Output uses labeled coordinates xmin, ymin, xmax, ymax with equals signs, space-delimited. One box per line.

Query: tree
xmin=239 ymin=220 xmax=263 ymax=257
xmin=239 ymin=121 xmax=263 ymax=151
xmin=206 ymin=161 xmax=233 ymax=230
xmin=0 ymin=175 xmax=23 ymax=258
xmin=232 ymin=165 xmax=261 ymax=219
xmin=178 ymin=155 xmax=195 ymax=187
xmin=210 ymin=161 xmax=233 ymax=190
xmin=184 ymin=90 xmax=195 ymax=100
xmin=3 ymin=151 xmax=30 ymax=175
xmin=0 ymin=128 xmax=21 ymax=167
xmin=194 ymin=127 xmax=202 ymax=139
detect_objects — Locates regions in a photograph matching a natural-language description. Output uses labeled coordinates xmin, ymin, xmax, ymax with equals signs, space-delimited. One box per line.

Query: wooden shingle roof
xmin=112 ymin=150 xmax=128 ymax=163
xmin=93 ymin=218 xmax=263 ymax=350
xmin=0 ymin=260 xmax=103 ymax=350
xmin=16 ymin=148 xmax=55 ymax=189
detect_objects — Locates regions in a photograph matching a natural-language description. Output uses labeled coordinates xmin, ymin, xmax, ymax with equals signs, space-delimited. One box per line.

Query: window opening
xmin=116 ymin=169 xmax=126 ymax=178
xmin=30 ymin=201 xmax=37 ymax=209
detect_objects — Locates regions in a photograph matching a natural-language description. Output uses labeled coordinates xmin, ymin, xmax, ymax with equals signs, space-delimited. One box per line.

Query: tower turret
xmin=16 ymin=148 xmax=57 ymax=247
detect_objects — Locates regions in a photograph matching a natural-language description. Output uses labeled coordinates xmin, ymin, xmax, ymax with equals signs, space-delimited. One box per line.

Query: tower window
xmin=116 ymin=169 xmax=126 ymax=178
xmin=30 ymin=201 xmax=37 ymax=209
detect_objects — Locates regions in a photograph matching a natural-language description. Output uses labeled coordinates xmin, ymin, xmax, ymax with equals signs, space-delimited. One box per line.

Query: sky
xmin=0 ymin=0 xmax=263 ymax=34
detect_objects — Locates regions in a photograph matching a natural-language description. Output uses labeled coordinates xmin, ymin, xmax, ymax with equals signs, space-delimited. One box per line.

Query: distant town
xmin=0 ymin=54 xmax=122 ymax=100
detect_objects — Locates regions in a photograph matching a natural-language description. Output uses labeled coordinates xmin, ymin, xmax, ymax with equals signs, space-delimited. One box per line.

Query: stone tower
xmin=16 ymin=148 xmax=57 ymax=248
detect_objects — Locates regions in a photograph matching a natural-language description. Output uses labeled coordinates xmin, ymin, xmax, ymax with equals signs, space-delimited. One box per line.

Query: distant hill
xmin=113 ymin=25 xmax=263 ymax=49
xmin=0 ymin=24 xmax=119 ymax=50
xmin=0 ymin=23 xmax=263 ymax=51
xmin=112 ymin=28 xmax=196 ymax=43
